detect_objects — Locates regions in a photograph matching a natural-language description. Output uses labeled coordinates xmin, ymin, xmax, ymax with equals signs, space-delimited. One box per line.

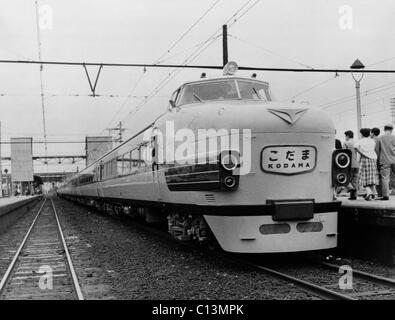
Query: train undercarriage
xmin=58 ymin=194 xmax=216 ymax=246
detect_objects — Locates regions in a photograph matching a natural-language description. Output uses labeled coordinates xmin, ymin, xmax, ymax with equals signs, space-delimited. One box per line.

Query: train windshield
xmin=178 ymin=79 xmax=270 ymax=105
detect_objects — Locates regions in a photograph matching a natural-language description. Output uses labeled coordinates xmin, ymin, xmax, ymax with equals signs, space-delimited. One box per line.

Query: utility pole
xmin=222 ymin=24 xmax=228 ymax=66
xmin=107 ymin=121 xmax=125 ymax=144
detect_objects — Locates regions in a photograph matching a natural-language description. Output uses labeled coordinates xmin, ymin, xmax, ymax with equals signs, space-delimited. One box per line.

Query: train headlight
xmin=221 ymin=153 xmax=239 ymax=171
xmin=223 ymin=61 xmax=238 ymax=76
xmin=223 ymin=176 xmax=236 ymax=189
xmin=332 ymin=149 xmax=352 ymax=187
xmin=335 ymin=152 xmax=350 ymax=168
xmin=336 ymin=173 xmax=348 ymax=184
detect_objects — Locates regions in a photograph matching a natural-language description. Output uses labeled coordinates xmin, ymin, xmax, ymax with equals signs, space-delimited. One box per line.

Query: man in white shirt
xmin=343 ymin=130 xmax=359 ymax=200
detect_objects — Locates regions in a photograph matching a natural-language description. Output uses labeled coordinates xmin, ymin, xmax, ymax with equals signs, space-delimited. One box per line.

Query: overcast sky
xmin=1 ymin=0 xmax=395 ymax=173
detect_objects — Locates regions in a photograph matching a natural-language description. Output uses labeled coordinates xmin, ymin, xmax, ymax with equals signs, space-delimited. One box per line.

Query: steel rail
xmin=237 ymin=260 xmax=357 ymax=300
xmin=50 ymin=199 xmax=84 ymax=300
xmin=0 ymin=197 xmax=47 ymax=294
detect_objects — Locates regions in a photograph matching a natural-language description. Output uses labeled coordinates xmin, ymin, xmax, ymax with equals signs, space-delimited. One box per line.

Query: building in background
xmin=85 ymin=136 xmax=113 ymax=167
xmin=10 ymin=137 xmax=34 ymax=195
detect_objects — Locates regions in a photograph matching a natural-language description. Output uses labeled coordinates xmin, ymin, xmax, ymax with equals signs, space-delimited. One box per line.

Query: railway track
xmin=118 ymin=219 xmax=395 ymax=300
xmin=0 ymin=197 xmax=84 ymax=300
xmin=65 ymin=198 xmax=395 ymax=300
xmin=241 ymin=259 xmax=395 ymax=300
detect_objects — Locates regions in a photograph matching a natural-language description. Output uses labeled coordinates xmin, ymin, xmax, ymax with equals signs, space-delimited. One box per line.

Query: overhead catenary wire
xmin=330 ymin=92 xmax=394 ymax=118
xmin=2 ymin=58 xmax=395 ymax=73
xmin=282 ymin=56 xmax=395 ymax=105
xmin=321 ymin=81 xmax=395 ymax=109
xmin=102 ymin=0 xmax=223 ymax=133
xmin=0 ymin=92 xmax=168 ymax=98
xmin=35 ymin=0 xmax=48 ymax=170
xmin=228 ymin=34 xmax=314 ymax=69
xmin=152 ymin=0 xmax=222 ymax=65
xmin=122 ymin=0 xmax=262 ymax=122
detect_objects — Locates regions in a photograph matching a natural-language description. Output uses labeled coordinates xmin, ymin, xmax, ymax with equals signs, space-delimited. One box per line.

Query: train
xmin=57 ymin=61 xmax=352 ymax=253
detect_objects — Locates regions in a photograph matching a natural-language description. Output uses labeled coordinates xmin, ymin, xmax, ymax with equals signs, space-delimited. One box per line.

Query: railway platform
xmin=0 ymin=196 xmax=41 ymax=218
xmin=338 ymin=195 xmax=395 ymax=265
xmin=0 ymin=196 xmax=41 ymax=234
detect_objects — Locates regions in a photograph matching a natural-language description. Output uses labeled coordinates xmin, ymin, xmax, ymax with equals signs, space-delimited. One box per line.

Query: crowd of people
xmin=337 ymin=124 xmax=395 ymax=201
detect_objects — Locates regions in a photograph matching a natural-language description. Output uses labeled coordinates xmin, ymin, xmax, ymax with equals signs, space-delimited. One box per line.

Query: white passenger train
xmin=57 ymin=62 xmax=352 ymax=253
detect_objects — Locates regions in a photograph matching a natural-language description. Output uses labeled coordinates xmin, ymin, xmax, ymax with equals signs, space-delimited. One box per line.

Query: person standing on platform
xmin=375 ymin=124 xmax=395 ymax=200
xmin=343 ymin=130 xmax=359 ymax=200
xmin=371 ymin=127 xmax=381 ymax=142
xmin=354 ymin=128 xmax=379 ymax=201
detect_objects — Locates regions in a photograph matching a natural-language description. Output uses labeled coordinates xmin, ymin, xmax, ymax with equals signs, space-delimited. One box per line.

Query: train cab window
xmin=169 ymin=88 xmax=181 ymax=108
xmin=237 ymin=80 xmax=270 ymax=102
xmin=178 ymin=80 xmax=238 ymax=105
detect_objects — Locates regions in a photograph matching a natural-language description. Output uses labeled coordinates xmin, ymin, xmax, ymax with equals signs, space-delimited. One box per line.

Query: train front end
xmin=163 ymin=63 xmax=352 ymax=253
xmin=201 ymin=101 xmax=351 ymax=253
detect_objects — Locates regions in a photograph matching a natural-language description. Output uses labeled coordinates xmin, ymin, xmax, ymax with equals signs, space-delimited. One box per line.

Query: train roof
xmin=179 ymin=76 xmax=270 ymax=88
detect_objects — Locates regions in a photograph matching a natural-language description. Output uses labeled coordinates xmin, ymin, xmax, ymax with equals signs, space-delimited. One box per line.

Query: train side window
xmin=140 ymin=145 xmax=146 ymax=168
xmin=141 ymin=143 xmax=152 ymax=168
xmin=125 ymin=151 xmax=131 ymax=173
xmin=105 ymin=162 xmax=109 ymax=179
xmin=117 ymin=155 xmax=123 ymax=175
xmin=112 ymin=158 xmax=117 ymax=177
xmin=131 ymin=149 xmax=139 ymax=173
xmin=137 ymin=147 xmax=143 ymax=168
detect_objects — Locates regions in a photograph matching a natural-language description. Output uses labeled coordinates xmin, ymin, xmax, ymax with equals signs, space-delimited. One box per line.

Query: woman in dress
xmin=354 ymin=128 xmax=379 ymax=201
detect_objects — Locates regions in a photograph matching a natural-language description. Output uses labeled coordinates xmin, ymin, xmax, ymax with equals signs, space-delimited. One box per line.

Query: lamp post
xmin=350 ymin=59 xmax=365 ymax=135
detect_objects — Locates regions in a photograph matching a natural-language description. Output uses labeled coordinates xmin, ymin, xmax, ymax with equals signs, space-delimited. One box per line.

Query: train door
xmin=151 ymin=129 xmax=163 ymax=201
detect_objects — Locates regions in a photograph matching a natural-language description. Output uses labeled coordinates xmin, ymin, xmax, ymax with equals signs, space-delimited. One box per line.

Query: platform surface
xmin=0 ymin=196 xmax=37 ymax=207
xmin=341 ymin=195 xmax=395 ymax=211
xmin=0 ymin=196 xmax=40 ymax=217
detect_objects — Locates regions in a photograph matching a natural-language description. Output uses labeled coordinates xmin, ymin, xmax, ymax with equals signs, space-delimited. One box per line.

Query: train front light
xmin=219 ymin=150 xmax=240 ymax=191
xmin=335 ymin=152 xmax=351 ymax=168
xmin=332 ymin=149 xmax=352 ymax=187
xmin=336 ymin=173 xmax=347 ymax=184
xmin=220 ymin=153 xmax=239 ymax=171
xmin=223 ymin=175 xmax=237 ymax=189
